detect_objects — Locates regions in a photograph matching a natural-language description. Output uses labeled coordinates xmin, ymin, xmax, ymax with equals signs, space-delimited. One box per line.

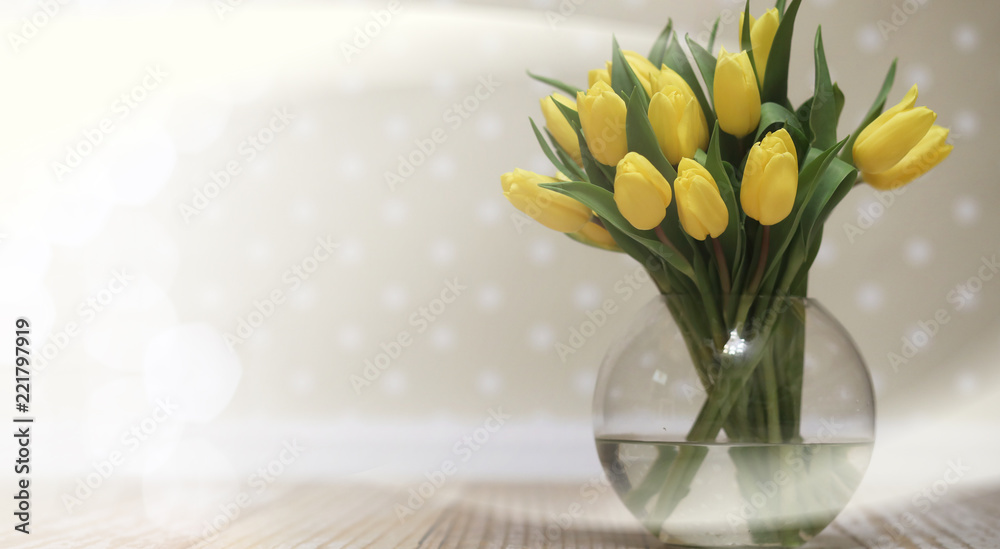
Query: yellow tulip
xmin=853 ymin=85 xmax=937 ymax=175
xmin=649 ymin=86 xmax=710 ymax=165
xmin=741 ymin=129 xmax=799 ymax=226
xmin=573 ymin=221 xmax=621 ymax=251
xmin=577 ymin=81 xmax=629 ymax=166
xmin=864 ymin=125 xmax=953 ymax=190
xmin=588 ymin=68 xmax=611 ymax=89
xmin=651 ymin=65 xmax=693 ymax=97
xmin=589 ymin=50 xmax=659 ymax=95
xmin=613 ymin=152 xmax=673 ymax=231
xmin=739 ymin=8 xmax=780 ymax=84
xmin=714 ymin=46 xmax=761 ymax=138
xmin=501 ymin=169 xmax=591 ymax=233
xmin=674 ymin=158 xmax=729 ymax=240
xmin=540 ymin=93 xmax=582 ymax=165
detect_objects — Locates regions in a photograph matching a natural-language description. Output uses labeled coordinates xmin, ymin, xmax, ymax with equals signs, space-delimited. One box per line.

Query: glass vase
xmin=593 ymin=295 xmax=875 ymax=548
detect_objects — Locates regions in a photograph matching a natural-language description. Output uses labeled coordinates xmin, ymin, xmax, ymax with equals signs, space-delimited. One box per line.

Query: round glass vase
xmin=593 ymin=295 xmax=875 ymax=548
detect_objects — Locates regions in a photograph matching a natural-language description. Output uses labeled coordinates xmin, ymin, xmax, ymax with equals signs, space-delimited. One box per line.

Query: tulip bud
xmin=540 ymin=93 xmax=583 ymax=165
xmin=739 ymin=8 xmax=780 ymax=84
xmin=588 ymin=68 xmax=611 ymax=89
xmin=741 ymin=128 xmax=798 ymax=226
xmin=573 ymin=221 xmax=621 ymax=251
xmin=714 ymin=47 xmax=762 ymax=138
xmin=674 ymin=158 xmax=729 ymax=240
xmin=649 ymin=86 xmax=710 ymax=166
xmin=864 ymin=125 xmax=953 ymax=190
xmin=853 ymin=85 xmax=937 ymax=175
xmin=501 ymin=169 xmax=592 ymax=233
xmin=589 ymin=51 xmax=659 ymax=95
xmin=613 ymin=152 xmax=673 ymax=231
xmin=577 ymin=81 xmax=629 ymax=166
xmin=618 ymin=50 xmax=659 ymax=96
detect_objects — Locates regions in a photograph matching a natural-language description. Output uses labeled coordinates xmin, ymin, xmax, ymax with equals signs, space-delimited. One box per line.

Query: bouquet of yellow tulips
xmin=503 ymin=2 xmax=951 ymax=302
xmin=500 ymin=0 xmax=952 ymax=545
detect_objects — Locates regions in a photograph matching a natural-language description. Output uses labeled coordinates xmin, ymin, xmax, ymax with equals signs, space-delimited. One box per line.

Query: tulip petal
xmin=856 ymin=106 xmax=936 ymax=174
xmin=501 ymin=169 xmax=591 ymax=233
xmin=614 ymin=172 xmax=669 ymax=230
xmin=578 ymin=82 xmax=629 ymax=166
xmin=758 ymin=152 xmax=798 ymax=225
xmin=675 ymin=158 xmax=728 ymax=240
xmin=856 ymin=85 xmax=920 ymax=148
xmin=864 ymin=125 xmax=953 ymax=190
xmin=540 ymin=94 xmax=582 ymax=165
xmin=714 ymin=47 xmax=761 ymax=138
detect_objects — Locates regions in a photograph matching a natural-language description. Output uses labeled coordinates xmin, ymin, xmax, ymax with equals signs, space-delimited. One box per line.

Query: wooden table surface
xmin=2 ymin=482 xmax=997 ymax=548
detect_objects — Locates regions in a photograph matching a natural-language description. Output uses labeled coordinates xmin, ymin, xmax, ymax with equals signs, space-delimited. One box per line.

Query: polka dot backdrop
xmin=0 ymin=1 xmax=998 ymax=489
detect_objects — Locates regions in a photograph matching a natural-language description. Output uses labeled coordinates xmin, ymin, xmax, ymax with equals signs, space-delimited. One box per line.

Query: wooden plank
xmin=0 ymin=482 xmax=996 ymax=547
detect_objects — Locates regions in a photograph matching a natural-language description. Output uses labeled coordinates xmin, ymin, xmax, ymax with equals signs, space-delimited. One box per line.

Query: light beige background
xmin=0 ymin=0 xmax=997 ymax=525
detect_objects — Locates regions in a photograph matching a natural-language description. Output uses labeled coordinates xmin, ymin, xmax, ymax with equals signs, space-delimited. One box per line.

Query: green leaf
xmin=648 ymin=19 xmax=674 ymax=67
xmin=527 ymin=71 xmax=581 ymax=97
xmin=810 ymin=164 xmax=858 ymax=241
xmin=529 ymin=118 xmax=584 ymax=182
xmin=833 ymin=82 xmax=845 ymax=126
xmin=686 ymin=35 xmax=717 ymax=103
xmin=541 ymin=181 xmax=695 ymax=279
xmin=810 ymin=27 xmax=837 ymax=150
xmin=612 ymin=36 xmax=649 ymax=105
xmin=708 ymin=17 xmax=721 ymax=52
xmin=794 ymin=97 xmax=814 ymax=142
xmin=776 ymin=0 xmax=787 ymax=16
xmin=761 ymin=0 xmax=802 ymax=104
xmin=756 ymin=103 xmax=809 ymax=164
xmin=663 ymin=32 xmax=717 ymax=130
xmin=704 ymin=121 xmax=744 ymax=279
xmin=798 ymin=155 xmax=857 ymax=248
xmin=740 ymin=1 xmax=759 ymax=83
xmin=546 ymin=128 xmax=588 ymax=181
xmin=625 ymin=90 xmax=677 ymax=181
xmin=755 ymin=102 xmax=807 ymax=142
xmin=841 ymin=59 xmax=898 ymax=165
xmin=762 ymin=138 xmax=847 ymax=284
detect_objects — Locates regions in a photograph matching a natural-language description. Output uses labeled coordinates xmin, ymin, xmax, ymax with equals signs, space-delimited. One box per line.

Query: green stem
xmin=748 ymin=225 xmax=771 ymax=294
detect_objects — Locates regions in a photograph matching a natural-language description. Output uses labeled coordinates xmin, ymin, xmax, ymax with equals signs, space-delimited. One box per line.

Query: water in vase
xmin=595 ymin=437 xmax=874 ymax=547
